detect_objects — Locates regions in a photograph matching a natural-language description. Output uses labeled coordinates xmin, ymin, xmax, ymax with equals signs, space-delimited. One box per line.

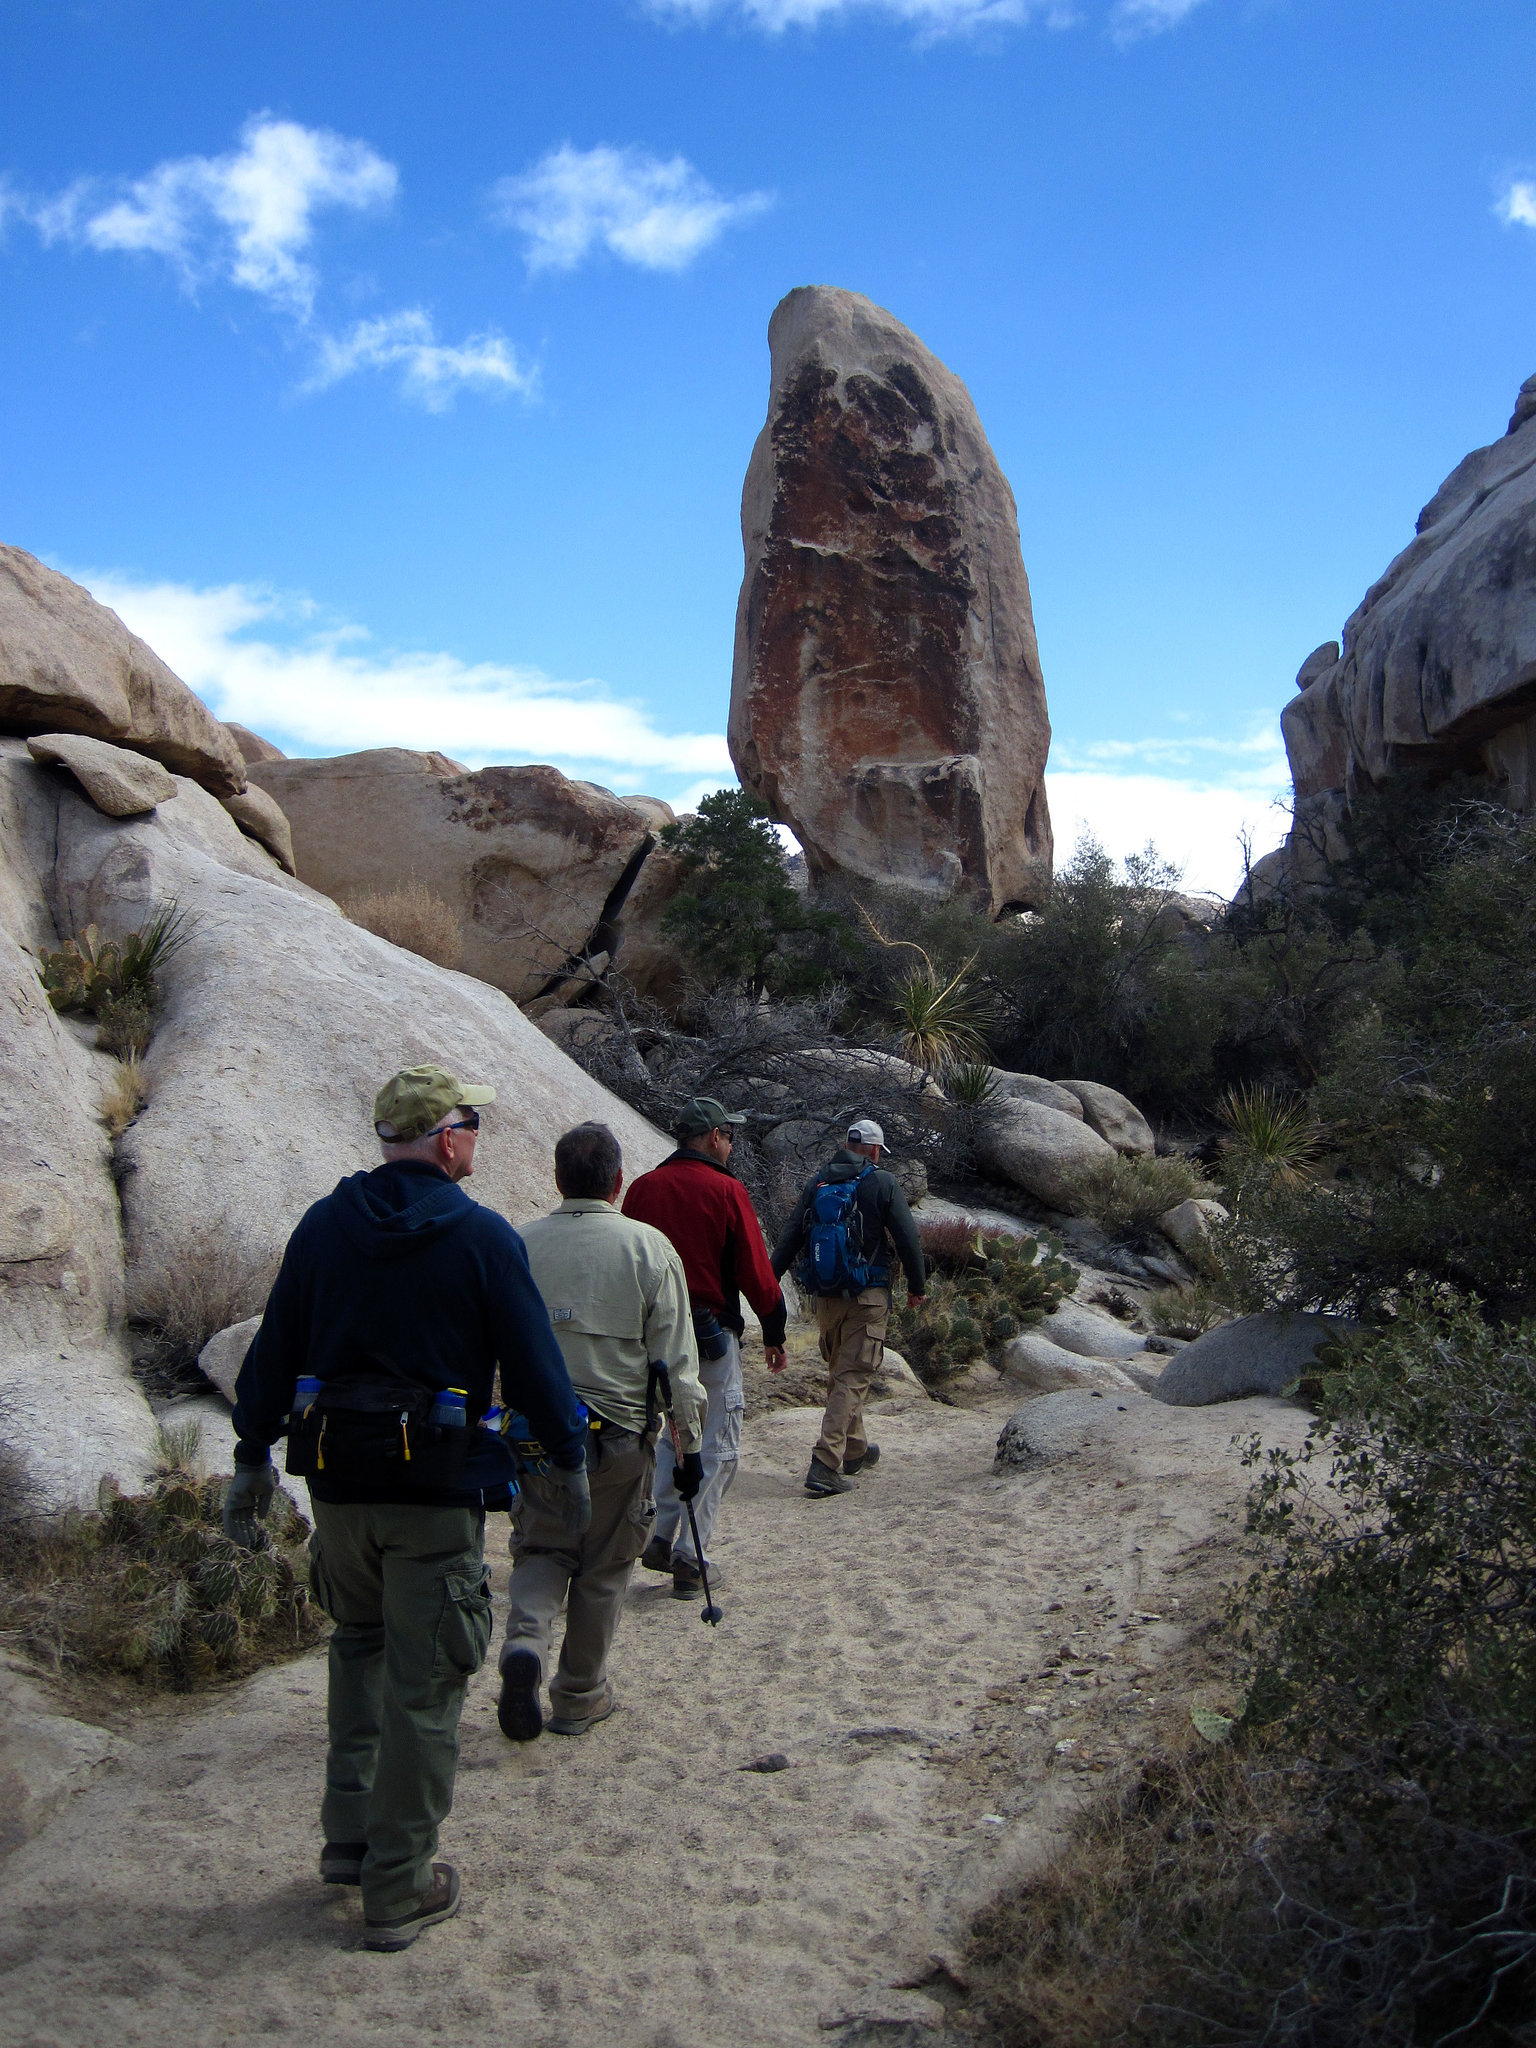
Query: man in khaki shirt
xmin=497 ymin=1122 xmax=705 ymax=1741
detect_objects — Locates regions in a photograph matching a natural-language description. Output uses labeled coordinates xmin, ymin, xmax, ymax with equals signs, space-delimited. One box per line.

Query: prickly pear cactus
xmin=895 ymin=1228 xmax=1079 ymax=1385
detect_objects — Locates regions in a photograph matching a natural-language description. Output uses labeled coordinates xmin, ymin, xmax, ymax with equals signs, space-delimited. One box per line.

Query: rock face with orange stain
xmin=728 ymin=286 xmax=1053 ymax=913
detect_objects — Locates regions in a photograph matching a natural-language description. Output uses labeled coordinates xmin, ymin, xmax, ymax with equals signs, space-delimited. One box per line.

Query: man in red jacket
xmin=622 ymin=1096 xmax=787 ymax=1599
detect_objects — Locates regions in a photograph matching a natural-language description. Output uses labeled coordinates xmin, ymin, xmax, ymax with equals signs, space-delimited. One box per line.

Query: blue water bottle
xmin=429 ymin=1387 xmax=468 ymax=1429
xmin=293 ymin=1375 xmax=322 ymax=1421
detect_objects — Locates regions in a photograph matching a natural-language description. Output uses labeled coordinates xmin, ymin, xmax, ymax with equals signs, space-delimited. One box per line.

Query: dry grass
xmin=1144 ymin=1281 xmax=1234 ymax=1341
xmin=1074 ymin=1152 xmax=1210 ymax=1242
xmin=130 ymin=1223 xmax=278 ymax=1400
xmin=99 ymin=1054 xmax=150 ymax=1138
xmin=343 ymin=880 xmax=462 ymax=969
xmin=918 ymin=1214 xmax=985 ymax=1276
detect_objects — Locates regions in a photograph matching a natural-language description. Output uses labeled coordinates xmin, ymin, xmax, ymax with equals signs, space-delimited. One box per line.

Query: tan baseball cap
xmin=374 ymin=1064 xmax=496 ymax=1140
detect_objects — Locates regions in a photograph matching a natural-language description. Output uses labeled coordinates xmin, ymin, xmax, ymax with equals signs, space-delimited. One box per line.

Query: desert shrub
xmin=967 ymin=1304 xmax=1536 ymax=2046
xmin=38 ymin=903 xmax=192 ymax=1054
xmin=130 ymin=1222 xmax=278 ymax=1400
xmin=0 ymin=1443 xmax=323 ymax=1691
xmin=343 ymin=880 xmax=462 ymax=969
xmin=1144 ymin=1280 xmax=1234 ymax=1340
xmin=658 ymin=789 xmax=851 ymax=1000
xmin=892 ymin=1230 xmax=1077 ymax=1384
xmin=1216 ymin=1081 xmax=1323 ymax=1186
xmin=918 ymin=1215 xmax=986 ymax=1277
xmin=1073 ymin=1152 xmax=1209 ymax=1242
xmin=99 ymin=1054 xmax=150 ymax=1138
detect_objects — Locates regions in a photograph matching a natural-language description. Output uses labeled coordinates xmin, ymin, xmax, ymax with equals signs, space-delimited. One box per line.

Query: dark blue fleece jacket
xmin=231 ymin=1159 xmax=587 ymax=1504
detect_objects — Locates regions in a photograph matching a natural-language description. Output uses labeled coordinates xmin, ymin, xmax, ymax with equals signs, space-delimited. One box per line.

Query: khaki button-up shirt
xmin=518 ymin=1198 xmax=706 ymax=1450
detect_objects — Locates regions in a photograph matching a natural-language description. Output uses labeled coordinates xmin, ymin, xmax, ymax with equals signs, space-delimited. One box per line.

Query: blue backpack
xmin=802 ymin=1167 xmax=888 ymax=1296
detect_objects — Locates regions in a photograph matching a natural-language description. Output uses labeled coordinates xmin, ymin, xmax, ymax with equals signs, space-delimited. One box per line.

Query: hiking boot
xmin=496 ymin=1647 xmax=543 ymax=1743
xmin=844 ymin=1444 xmax=881 ymax=1475
xmin=639 ymin=1536 xmax=674 ymax=1575
xmin=320 ymin=1841 xmax=366 ymax=1885
xmin=805 ymin=1457 xmax=854 ymax=1497
xmin=362 ymin=1863 xmax=461 ymax=1952
xmin=671 ymin=1556 xmax=720 ymax=1599
xmin=547 ymin=1687 xmax=618 ymax=1737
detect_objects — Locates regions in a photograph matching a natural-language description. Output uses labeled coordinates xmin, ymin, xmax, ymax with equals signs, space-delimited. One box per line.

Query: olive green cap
xmin=374 ymin=1063 xmax=496 ymax=1141
xmin=675 ymin=1095 xmax=748 ymax=1138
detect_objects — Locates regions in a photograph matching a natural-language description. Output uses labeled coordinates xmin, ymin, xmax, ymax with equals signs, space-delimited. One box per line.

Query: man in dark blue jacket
xmin=227 ymin=1063 xmax=589 ymax=1952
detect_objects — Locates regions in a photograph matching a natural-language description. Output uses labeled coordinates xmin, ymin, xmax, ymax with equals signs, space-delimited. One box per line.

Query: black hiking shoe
xmin=844 ymin=1444 xmax=881 ymax=1475
xmin=497 ymin=1647 xmax=543 ymax=1743
xmin=362 ymin=1863 xmax=461 ymax=1952
xmin=805 ymin=1457 xmax=854 ymax=1497
xmin=320 ymin=1841 xmax=367 ymax=1885
xmin=639 ymin=1536 xmax=674 ymax=1575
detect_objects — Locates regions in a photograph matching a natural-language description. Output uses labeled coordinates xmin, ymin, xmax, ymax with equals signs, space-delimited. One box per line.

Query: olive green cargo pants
xmin=813 ymin=1288 xmax=889 ymax=1472
xmin=308 ymin=1501 xmax=491 ymax=1921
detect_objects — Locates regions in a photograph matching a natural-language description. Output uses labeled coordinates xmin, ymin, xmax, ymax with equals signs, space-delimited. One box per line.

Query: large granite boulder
xmin=973 ymin=1097 xmax=1116 ymax=1213
xmin=728 ymin=286 xmax=1053 ymax=915
xmin=0 ymin=736 xmax=673 ymax=1505
xmin=1153 ymin=1311 xmax=1353 ymax=1406
xmin=26 ymin=733 xmax=177 ymax=818
xmin=1264 ymin=372 xmax=1536 ymax=897
xmin=1057 ymin=1080 xmax=1155 ymax=1157
xmin=0 ymin=548 xmax=246 ymax=795
xmin=247 ymin=749 xmax=686 ymax=1005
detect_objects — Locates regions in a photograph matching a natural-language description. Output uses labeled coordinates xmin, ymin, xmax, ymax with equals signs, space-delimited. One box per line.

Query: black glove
xmin=543 ymin=1459 xmax=592 ymax=1538
xmin=223 ymin=1462 xmax=277 ymax=1549
xmin=675 ymin=1451 xmax=705 ymax=1503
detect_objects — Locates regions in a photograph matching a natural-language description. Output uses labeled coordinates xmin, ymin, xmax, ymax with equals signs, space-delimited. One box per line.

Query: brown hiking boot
xmin=639 ymin=1536 xmax=674 ymax=1575
xmin=362 ymin=1863 xmax=461 ymax=1952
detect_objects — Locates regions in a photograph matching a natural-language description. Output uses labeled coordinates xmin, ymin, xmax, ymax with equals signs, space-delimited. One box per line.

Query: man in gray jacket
xmin=772 ymin=1118 xmax=926 ymax=1498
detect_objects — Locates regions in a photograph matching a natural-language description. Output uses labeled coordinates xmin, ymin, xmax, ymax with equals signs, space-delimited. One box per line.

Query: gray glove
xmin=543 ymin=1459 xmax=592 ymax=1539
xmin=223 ymin=1463 xmax=277 ymax=1549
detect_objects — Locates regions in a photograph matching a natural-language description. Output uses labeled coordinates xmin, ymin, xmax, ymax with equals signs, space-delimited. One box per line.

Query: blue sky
xmin=2 ymin=0 xmax=1533 ymax=892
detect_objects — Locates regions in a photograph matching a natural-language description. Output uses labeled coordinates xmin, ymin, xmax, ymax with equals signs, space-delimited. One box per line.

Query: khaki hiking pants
xmin=308 ymin=1500 xmax=491 ymax=1922
xmin=814 ymin=1288 xmax=888 ymax=1473
xmin=501 ymin=1428 xmax=656 ymax=1721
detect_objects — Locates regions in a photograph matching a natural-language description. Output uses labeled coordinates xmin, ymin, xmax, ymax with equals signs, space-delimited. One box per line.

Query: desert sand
xmin=0 ymin=1366 xmax=1308 ymax=2048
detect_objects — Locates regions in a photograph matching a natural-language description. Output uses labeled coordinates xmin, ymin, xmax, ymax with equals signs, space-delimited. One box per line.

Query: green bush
xmin=38 ymin=903 xmax=192 ymax=1055
xmin=1072 ymin=1151 xmax=1210 ymax=1242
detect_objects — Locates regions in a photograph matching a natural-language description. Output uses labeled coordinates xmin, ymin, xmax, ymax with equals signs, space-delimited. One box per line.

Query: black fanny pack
xmin=285 ymin=1367 xmax=473 ymax=1490
xmin=690 ymin=1302 xmax=732 ymax=1362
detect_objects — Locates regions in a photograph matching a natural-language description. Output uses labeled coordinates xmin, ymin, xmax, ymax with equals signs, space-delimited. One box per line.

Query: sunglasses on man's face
xmin=438 ymin=1111 xmax=480 ymax=1135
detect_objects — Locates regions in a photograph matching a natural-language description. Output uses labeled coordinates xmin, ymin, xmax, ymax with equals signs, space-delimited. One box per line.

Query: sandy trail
xmin=0 ymin=1378 xmax=1308 ymax=2048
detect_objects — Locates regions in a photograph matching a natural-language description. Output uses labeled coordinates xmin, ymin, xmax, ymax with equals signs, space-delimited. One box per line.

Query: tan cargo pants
xmin=501 ymin=1428 xmax=655 ymax=1720
xmin=813 ymin=1288 xmax=888 ymax=1472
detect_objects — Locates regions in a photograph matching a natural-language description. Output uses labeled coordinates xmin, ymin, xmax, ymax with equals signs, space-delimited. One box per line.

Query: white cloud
xmin=492 ymin=144 xmax=771 ymax=274
xmin=646 ymin=0 xmax=1040 ymax=26
xmin=1109 ymin=0 xmax=1208 ymax=38
xmin=1045 ymin=724 xmax=1290 ymax=895
xmin=73 ymin=569 xmax=733 ymax=796
xmin=306 ymin=310 xmax=536 ymax=410
xmin=1497 ymin=179 xmax=1536 ymax=230
xmin=32 ymin=115 xmax=397 ymax=315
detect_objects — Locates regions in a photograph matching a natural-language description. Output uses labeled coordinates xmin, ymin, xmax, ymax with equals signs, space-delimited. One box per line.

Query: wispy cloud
xmin=306 ymin=310 xmax=537 ymax=409
xmin=646 ymin=0 xmax=1042 ymax=27
xmin=1109 ymin=0 xmax=1208 ymax=40
xmin=27 ymin=115 xmax=396 ymax=316
xmin=74 ymin=569 xmax=733 ymax=796
xmin=492 ymin=144 xmax=771 ymax=274
xmin=1497 ymin=178 xmax=1536 ymax=230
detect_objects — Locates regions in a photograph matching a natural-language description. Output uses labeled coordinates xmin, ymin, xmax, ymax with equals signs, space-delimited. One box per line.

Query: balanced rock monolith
xmin=728 ymin=287 xmax=1053 ymax=914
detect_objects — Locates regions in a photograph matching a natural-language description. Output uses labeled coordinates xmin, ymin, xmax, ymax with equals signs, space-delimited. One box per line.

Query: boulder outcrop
xmin=1153 ymin=1311 xmax=1352 ymax=1406
xmin=728 ymin=286 xmax=1053 ymax=915
xmin=246 ymin=750 xmax=686 ymax=1005
xmin=26 ymin=733 xmax=177 ymax=818
xmin=0 ymin=549 xmax=246 ymax=795
xmin=1258 ymin=373 xmax=1536 ymax=898
xmin=0 ymin=735 xmax=673 ymax=1506
xmin=973 ymin=1098 xmax=1115 ymax=1213
xmin=1057 ymin=1080 xmax=1155 ymax=1157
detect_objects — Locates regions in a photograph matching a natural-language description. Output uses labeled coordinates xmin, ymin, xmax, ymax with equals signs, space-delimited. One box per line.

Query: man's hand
xmin=907 ymin=1294 xmax=926 ymax=1308
xmin=675 ymin=1451 xmax=705 ymax=1502
xmin=544 ymin=1460 xmax=593 ymax=1538
xmin=223 ymin=1463 xmax=277 ymax=1549
xmin=764 ymin=1345 xmax=788 ymax=1374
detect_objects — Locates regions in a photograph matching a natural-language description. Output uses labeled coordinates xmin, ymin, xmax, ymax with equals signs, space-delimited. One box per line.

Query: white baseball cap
xmin=847 ymin=1118 xmax=885 ymax=1148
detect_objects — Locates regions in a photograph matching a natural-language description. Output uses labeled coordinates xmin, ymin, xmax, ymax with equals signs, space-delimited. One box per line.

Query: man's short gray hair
xmin=554 ymin=1122 xmax=623 ymax=1200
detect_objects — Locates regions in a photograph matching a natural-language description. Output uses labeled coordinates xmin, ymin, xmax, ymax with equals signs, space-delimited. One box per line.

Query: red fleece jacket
xmin=622 ymin=1150 xmax=786 ymax=1347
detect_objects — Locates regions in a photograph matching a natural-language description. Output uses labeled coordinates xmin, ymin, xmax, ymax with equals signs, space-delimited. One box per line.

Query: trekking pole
xmin=667 ymin=1411 xmax=722 ymax=1627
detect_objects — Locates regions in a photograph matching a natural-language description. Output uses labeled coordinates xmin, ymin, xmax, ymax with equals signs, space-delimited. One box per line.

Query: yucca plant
xmin=1217 ymin=1082 xmax=1323 ymax=1187
xmin=946 ymin=1061 xmax=999 ymax=1106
